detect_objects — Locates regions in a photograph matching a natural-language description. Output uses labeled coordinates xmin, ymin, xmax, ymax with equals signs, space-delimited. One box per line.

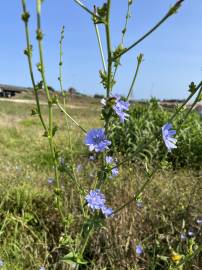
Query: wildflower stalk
xmin=36 ymin=0 xmax=64 ymax=220
xmin=113 ymin=0 xmax=185 ymax=60
xmin=21 ymin=0 xmax=47 ymax=132
xmin=112 ymin=167 xmax=157 ymax=216
xmin=112 ymin=0 xmax=133 ymax=82
xmin=105 ymin=0 xmax=112 ymax=97
xmin=169 ymin=81 xmax=202 ymax=122
xmin=177 ymin=85 xmax=202 ymax=130
xmin=93 ymin=9 xmax=107 ymax=73
xmin=56 ymin=101 xmax=87 ymax=133
xmin=73 ymin=0 xmax=102 ymax=21
xmin=126 ymin=53 xmax=143 ymax=100
xmin=58 ymin=25 xmax=65 ymax=99
xmin=121 ymin=0 xmax=133 ymax=45
xmin=57 ymin=27 xmax=86 ymax=220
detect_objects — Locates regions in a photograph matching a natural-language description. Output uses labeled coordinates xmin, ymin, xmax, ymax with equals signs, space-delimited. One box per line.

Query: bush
xmin=108 ymin=99 xmax=202 ymax=169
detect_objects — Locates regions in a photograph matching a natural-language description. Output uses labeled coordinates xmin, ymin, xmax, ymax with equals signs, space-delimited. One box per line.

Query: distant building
xmin=0 ymin=84 xmax=28 ymax=98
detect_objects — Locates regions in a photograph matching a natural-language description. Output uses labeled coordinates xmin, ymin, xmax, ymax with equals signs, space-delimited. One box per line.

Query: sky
xmin=0 ymin=0 xmax=201 ymax=100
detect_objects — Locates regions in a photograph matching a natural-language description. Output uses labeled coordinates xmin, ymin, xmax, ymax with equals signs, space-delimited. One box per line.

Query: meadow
xmin=0 ymin=97 xmax=201 ymax=269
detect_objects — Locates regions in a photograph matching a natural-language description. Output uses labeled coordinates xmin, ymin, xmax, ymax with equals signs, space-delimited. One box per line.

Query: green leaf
xmin=62 ymin=252 xmax=88 ymax=265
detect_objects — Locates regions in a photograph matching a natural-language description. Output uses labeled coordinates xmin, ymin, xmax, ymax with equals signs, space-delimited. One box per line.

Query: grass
xmin=0 ymin=97 xmax=201 ymax=269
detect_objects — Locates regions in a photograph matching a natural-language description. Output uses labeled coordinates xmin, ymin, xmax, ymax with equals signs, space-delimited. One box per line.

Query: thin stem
xmin=112 ymin=152 xmax=167 ymax=216
xmin=56 ymin=101 xmax=87 ymax=133
xmin=93 ymin=12 xmax=107 ymax=72
xmin=114 ymin=0 xmax=185 ymax=59
xmin=36 ymin=0 xmax=63 ymax=219
xmin=74 ymin=0 xmax=101 ymax=21
xmin=58 ymin=25 xmax=65 ymax=98
xmin=111 ymin=1 xmax=133 ymax=90
xmin=177 ymin=86 xmax=202 ymax=131
xmin=21 ymin=0 xmax=47 ymax=132
xmin=36 ymin=1 xmax=51 ymax=102
xmin=105 ymin=0 xmax=112 ymax=97
xmin=169 ymin=81 xmax=202 ymax=122
xmin=121 ymin=0 xmax=132 ymax=45
xmin=126 ymin=53 xmax=143 ymax=100
xmin=112 ymin=169 xmax=156 ymax=216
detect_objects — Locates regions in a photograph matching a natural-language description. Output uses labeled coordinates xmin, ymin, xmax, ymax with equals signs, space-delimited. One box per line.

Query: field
xmin=0 ymin=97 xmax=201 ymax=270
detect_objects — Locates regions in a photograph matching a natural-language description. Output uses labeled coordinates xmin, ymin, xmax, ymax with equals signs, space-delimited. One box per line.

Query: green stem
xmin=176 ymin=86 xmax=202 ymax=131
xmin=121 ymin=0 xmax=132 ymax=45
xmin=114 ymin=0 xmax=184 ymax=59
xmin=112 ymin=170 xmax=155 ymax=216
xmin=21 ymin=0 xmax=47 ymax=132
xmin=36 ymin=0 xmax=63 ymax=219
xmin=74 ymin=0 xmax=102 ymax=21
xmin=111 ymin=0 xmax=133 ymax=91
xmin=58 ymin=25 xmax=65 ymax=98
xmin=56 ymin=101 xmax=87 ymax=133
xmin=105 ymin=0 xmax=112 ymax=97
xmin=126 ymin=53 xmax=143 ymax=100
xmin=93 ymin=16 xmax=107 ymax=72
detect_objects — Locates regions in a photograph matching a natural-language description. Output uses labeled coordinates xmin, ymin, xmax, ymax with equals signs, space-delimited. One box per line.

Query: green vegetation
xmin=109 ymin=99 xmax=202 ymax=169
xmin=0 ymin=99 xmax=201 ymax=269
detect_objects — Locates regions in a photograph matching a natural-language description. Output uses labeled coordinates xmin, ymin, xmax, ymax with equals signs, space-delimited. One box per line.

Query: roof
xmin=0 ymin=84 xmax=29 ymax=93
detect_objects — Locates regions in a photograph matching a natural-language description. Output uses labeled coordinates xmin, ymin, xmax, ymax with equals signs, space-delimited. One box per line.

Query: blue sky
xmin=0 ymin=1 xmax=201 ymax=99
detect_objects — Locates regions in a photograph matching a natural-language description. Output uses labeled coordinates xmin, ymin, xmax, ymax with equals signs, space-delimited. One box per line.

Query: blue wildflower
xmin=105 ymin=156 xmax=119 ymax=178
xmin=85 ymin=189 xmax=106 ymax=210
xmin=162 ymin=123 xmax=177 ymax=152
xmin=0 ymin=259 xmax=3 ymax=267
xmin=101 ymin=206 xmax=113 ymax=217
xmin=39 ymin=267 xmax=45 ymax=270
xmin=111 ymin=167 xmax=119 ymax=177
xmin=106 ymin=156 xmax=113 ymax=164
xmin=136 ymin=245 xmax=143 ymax=255
xmin=85 ymin=128 xmax=111 ymax=152
xmin=113 ymin=95 xmax=130 ymax=123
xmin=47 ymin=177 xmax=54 ymax=185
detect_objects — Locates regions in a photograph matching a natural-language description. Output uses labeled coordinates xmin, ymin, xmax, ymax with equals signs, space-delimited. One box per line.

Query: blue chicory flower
xmin=39 ymin=267 xmax=45 ymax=270
xmin=85 ymin=128 xmax=111 ymax=152
xmin=47 ymin=177 xmax=54 ymax=185
xmin=111 ymin=167 xmax=119 ymax=177
xmin=162 ymin=123 xmax=177 ymax=152
xmin=113 ymin=95 xmax=130 ymax=123
xmin=85 ymin=189 xmax=113 ymax=217
xmin=85 ymin=189 xmax=106 ymax=210
xmin=105 ymin=156 xmax=119 ymax=178
xmin=136 ymin=245 xmax=143 ymax=255
xmin=106 ymin=156 xmax=113 ymax=164
xmin=101 ymin=206 xmax=113 ymax=217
